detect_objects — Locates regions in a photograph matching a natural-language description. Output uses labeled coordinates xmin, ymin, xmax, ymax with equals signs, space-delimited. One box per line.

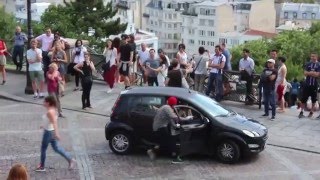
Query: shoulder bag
xmin=190 ymin=56 xmax=203 ymax=79
xmin=180 ymin=69 xmax=189 ymax=89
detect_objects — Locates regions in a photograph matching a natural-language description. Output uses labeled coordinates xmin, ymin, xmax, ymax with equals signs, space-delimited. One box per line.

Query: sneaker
xmin=33 ymin=93 xmax=38 ymax=99
xmin=317 ymin=115 xmax=320 ymax=119
xmin=39 ymin=93 xmax=45 ymax=99
xmin=68 ymin=159 xmax=76 ymax=170
xmin=261 ymin=114 xmax=269 ymax=117
xmin=298 ymin=112 xmax=305 ymax=119
xmin=171 ymin=156 xmax=183 ymax=164
xmin=147 ymin=149 xmax=156 ymax=160
xmin=270 ymin=116 xmax=275 ymax=121
xmin=1 ymin=80 xmax=5 ymax=85
xmin=73 ymin=87 xmax=79 ymax=91
xmin=107 ymin=88 xmax=113 ymax=93
xmin=35 ymin=165 xmax=46 ymax=172
xmin=58 ymin=113 xmax=65 ymax=118
xmin=308 ymin=112 xmax=314 ymax=118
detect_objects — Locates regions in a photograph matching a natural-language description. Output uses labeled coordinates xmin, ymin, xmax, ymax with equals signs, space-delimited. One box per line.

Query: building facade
xmin=180 ymin=0 xmax=276 ymax=55
xmin=279 ymin=3 xmax=320 ymax=29
xmin=143 ymin=0 xmax=196 ymax=58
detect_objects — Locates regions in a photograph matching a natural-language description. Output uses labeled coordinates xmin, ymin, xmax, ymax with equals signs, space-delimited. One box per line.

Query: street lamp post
xmin=25 ymin=0 xmax=34 ymax=94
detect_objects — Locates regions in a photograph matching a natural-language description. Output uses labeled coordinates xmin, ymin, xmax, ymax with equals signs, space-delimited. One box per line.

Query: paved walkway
xmin=1 ymin=72 xmax=320 ymax=154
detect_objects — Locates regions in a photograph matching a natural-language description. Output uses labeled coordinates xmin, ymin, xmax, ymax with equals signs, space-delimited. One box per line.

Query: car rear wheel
xmin=216 ymin=140 xmax=240 ymax=163
xmin=109 ymin=131 xmax=133 ymax=155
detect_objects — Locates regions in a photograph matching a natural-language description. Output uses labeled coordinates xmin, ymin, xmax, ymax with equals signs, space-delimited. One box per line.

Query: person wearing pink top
xmin=35 ymin=28 xmax=54 ymax=78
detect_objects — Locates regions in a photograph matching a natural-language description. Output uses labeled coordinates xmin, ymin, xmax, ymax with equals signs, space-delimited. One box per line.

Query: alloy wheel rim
xmin=112 ymin=134 xmax=129 ymax=152
xmin=220 ymin=143 xmax=234 ymax=159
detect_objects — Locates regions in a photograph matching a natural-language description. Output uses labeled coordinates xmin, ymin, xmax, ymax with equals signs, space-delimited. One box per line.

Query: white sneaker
xmin=107 ymin=88 xmax=113 ymax=93
xmin=33 ymin=93 xmax=38 ymax=99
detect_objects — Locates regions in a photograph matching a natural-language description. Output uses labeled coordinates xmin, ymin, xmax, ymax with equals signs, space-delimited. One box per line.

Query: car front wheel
xmin=216 ymin=140 xmax=240 ymax=163
xmin=109 ymin=131 xmax=133 ymax=155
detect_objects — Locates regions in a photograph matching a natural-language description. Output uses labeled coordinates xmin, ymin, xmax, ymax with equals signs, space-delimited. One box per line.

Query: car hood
xmin=214 ymin=114 xmax=267 ymax=135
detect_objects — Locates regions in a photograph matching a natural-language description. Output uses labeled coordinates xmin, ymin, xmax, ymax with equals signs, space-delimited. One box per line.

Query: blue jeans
xmin=40 ymin=130 xmax=71 ymax=167
xmin=206 ymin=73 xmax=223 ymax=101
xmin=263 ymin=90 xmax=276 ymax=117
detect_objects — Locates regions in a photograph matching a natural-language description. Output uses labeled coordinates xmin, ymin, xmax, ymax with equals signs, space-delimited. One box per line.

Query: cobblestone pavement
xmin=1 ymin=99 xmax=320 ymax=180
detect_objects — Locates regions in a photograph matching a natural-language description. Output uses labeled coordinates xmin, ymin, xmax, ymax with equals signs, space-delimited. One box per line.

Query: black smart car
xmin=105 ymin=87 xmax=268 ymax=163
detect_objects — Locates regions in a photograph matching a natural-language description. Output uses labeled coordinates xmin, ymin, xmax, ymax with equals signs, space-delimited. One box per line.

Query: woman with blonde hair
xmin=51 ymin=41 xmax=67 ymax=96
xmin=47 ymin=63 xmax=63 ymax=117
xmin=7 ymin=164 xmax=28 ymax=180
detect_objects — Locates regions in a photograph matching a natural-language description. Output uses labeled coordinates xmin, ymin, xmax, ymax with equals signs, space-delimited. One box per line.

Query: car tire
xmin=216 ymin=140 xmax=240 ymax=164
xmin=109 ymin=130 xmax=133 ymax=155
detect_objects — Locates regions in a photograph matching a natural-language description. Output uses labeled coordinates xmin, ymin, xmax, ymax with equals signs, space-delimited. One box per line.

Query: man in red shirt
xmin=0 ymin=39 xmax=7 ymax=85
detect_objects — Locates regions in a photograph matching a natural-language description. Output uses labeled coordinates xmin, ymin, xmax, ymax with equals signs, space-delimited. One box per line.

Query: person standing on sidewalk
xmin=12 ymin=26 xmax=27 ymax=71
xmin=275 ymin=57 xmax=287 ymax=113
xmin=119 ymin=35 xmax=133 ymax=89
xmin=47 ymin=63 xmax=64 ymax=117
xmin=26 ymin=39 xmax=45 ymax=99
xmin=103 ymin=39 xmax=118 ymax=93
xmin=206 ymin=45 xmax=226 ymax=102
xmin=299 ymin=53 xmax=320 ymax=119
xmin=239 ymin=49 xmax=255 ymax=105
xmin=35 ymin=96 xmax=75 ymax=172
xmin=71 ymin=39 xmax=87 ymax=91
xmin=51 ymin=42 xmax=68 ymax=96
xmin=261 ymin=59 xmax=277 ymax=120
xmin=138 ymin=43 xmax=150 ymax=84
xmin=74 ymin=52 xmax=96 ymax=110
xmin=148 ymin=54 xmax=169 ymax=87
xmin=221 ymin=43 xmax=232 ymax=71
xmin=144 ymin=49 xmax=160 ymax=86
xmin=193 ymin=47 xmax=209 ymax=93
xmin=35 ymin=28 xmax=54 ymax=79
xmin=0 ymin=38 xmax=7 ymax=85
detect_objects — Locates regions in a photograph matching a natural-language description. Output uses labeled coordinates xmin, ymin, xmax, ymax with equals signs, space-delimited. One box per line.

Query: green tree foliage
xmin=40 ymin=0 xmax=127 ymax=52
xmin=0 ymin=7 xmax=17 ymax=41
xmin=231 ymin=22 xmax=320 ymax=81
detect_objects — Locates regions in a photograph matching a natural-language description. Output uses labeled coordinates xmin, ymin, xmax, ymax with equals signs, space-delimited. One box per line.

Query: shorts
xmin=119 ymin=62 xmax=130 ymax=76
xmin=29 ymin=71 xmax=45 ymax=82
xmin=301 ymin=85 xmax=318 ymax=104
xmin=0 ymin=55 xmax=6 ymax=65
xmin=58 ymin=64 xmax=66 ymax=75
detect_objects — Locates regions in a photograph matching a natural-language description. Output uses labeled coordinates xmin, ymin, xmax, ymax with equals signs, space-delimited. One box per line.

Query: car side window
xmin=129 ymin=96 xmax=166 ymax=114
xmin=174 ymin=106 xmax=204 ymax=125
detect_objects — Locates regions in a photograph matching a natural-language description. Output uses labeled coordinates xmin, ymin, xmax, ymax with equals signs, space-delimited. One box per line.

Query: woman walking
xmin=103 ymin=39 xmax=118 ymax=93
xmin=0 ymin=39 xmax=7 ymax=85
xmin=47 ymin=63 xmax=63 ymax=117
xmin=72 ymin=39 xmax=87 ymax=91
xmin=36 ymin=96 xmax=75 ymax=172
xmin=113 ymin=37 xmax=121 ymax=84
xmin=51 ymin=42 xmax=67 ymax=96
xmin=74 ymin=52 xmax=96 ymax=110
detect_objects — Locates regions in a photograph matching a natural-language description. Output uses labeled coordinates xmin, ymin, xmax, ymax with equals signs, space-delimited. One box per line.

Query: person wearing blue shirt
xmin=290 ymin=78 xmax=299 ymax=107
xmin=12 ymin=26 xmax=27 ymax=71
xmin=221 ymin=43 xmax=232 ymax=71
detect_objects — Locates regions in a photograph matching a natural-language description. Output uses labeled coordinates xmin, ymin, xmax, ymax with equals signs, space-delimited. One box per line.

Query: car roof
xmin=121 ymin=87 xmax=195 ymax=100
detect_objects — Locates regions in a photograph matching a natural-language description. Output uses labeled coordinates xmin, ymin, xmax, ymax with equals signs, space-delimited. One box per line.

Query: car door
xmin=129 ymin=96 xmax=165 ymax=142
xmin=173 ymin=105 xmax=210 ymax=156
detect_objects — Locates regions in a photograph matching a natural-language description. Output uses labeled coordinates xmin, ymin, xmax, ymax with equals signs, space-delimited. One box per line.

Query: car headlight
xmin=242 ymin=130 xmax=255 ymax=137
xmin=242 ymin=130 xmax=260 ymax=137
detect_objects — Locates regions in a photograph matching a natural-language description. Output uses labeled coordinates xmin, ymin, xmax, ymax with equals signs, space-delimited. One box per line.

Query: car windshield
xmin=193 ymin=94 xmax=232 ymax=117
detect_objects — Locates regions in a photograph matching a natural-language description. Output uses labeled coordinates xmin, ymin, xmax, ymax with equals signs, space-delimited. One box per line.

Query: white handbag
xmin=180 ymin=69 xmax=189 ymax=89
